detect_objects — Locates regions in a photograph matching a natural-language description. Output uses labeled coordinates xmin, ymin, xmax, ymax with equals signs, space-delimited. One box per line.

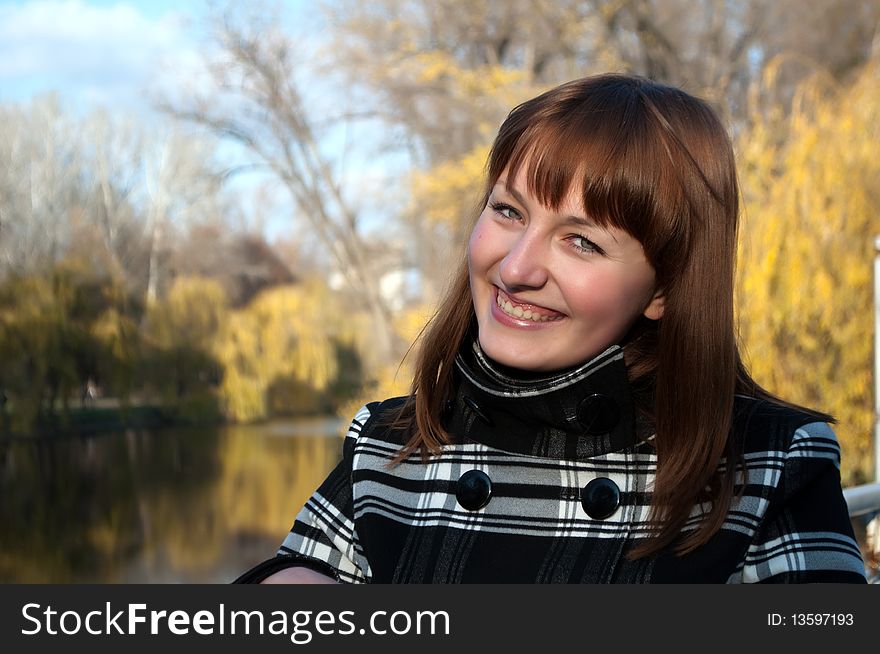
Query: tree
xmin=0 ymin=96 xmax=230 ymax=307
xmin=140 ymin=130 xmax=225 ymax=307
xmin=214 ymin=279 xmax=359 ymax=422
xmin=170 ymin=225 xmax=297 ymax=308
xmin=737 ymin=60 xmax=880 ymax=484
xmin=0 ymin=259 xmax=137 ymax=434
xmin=0 ymin=97 xmax=84 ymax=276
xmin=162 ymin=6 xmax=403 ymax=368
xmin=85 ymin=110 xmax=146 ymax=282
xmin=141 ymin=276 xmax=227 ymax=421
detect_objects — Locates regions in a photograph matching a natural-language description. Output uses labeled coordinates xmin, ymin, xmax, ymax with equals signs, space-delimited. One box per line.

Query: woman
xmin=236 ymin=74 xmax=866 ymax=584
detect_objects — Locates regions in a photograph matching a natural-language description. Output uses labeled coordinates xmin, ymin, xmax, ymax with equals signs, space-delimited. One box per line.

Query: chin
xmin=479 ymin=338 xmax=549 ymax=372
xmin=498 ymin=357 xmax=545 ymax=372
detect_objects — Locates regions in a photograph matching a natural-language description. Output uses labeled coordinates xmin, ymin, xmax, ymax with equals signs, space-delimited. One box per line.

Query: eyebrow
xmin=497 ymin=180 xmax=619 ymax=245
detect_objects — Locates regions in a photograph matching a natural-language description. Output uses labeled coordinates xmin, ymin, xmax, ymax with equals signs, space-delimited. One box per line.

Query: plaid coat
xmin=236 ymin=342 xmax=866 ymax=584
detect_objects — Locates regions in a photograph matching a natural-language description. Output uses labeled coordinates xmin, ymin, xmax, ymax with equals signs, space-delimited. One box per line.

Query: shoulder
xmin=731 ymin=395 xmax=837 ymax=462
xmin=732 ymin=394 xmax=826 ymax=427
xmin=345 ymin=396 xmax=412 ymax=447
xmin=730 ymin=400 xmax=863 ymax=582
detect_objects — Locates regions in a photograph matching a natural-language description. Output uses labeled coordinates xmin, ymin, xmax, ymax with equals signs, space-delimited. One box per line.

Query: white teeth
xmin=496 ymin=291 xmax=560 ymax=322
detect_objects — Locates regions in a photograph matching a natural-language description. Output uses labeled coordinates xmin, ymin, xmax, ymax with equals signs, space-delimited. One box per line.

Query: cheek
xmin=564 ymin=270 xmax=649 ymax=323
xmin=467 ymin=215 xmax=496 ymax=273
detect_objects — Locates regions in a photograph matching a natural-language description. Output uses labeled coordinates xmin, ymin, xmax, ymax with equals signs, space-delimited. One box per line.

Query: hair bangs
xmin=486 ymin=81 xmax=691 ymax=274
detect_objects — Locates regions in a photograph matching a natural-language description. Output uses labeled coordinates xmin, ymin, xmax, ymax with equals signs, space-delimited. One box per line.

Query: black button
xmin=580 ymin=477 xmax=620 ymax=519
xmin=576 ymin=394 xmax=619 ymax=434
xmin=456 ymin=470 xmax=492 ymax=511
xmin=462 ymin=395 xmax=494 ymax=426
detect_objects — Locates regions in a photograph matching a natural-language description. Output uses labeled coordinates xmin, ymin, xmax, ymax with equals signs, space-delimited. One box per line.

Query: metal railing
xmin=844 ymin=482 xmax=880 ymax=583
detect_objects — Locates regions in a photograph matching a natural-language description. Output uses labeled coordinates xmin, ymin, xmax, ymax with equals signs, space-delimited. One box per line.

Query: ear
xmin=643 ymin=288 xmax=665 ymax=321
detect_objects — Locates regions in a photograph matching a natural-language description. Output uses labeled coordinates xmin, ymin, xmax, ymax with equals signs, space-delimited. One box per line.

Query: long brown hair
xmin=393 ymin=74 xmax=832 ymax=558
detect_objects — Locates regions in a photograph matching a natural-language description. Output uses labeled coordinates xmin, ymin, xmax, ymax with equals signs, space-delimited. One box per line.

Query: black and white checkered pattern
xmin=275 ymin=403 xmax=865 ymax=583
xmin=269 ymin=344 xmax=865 ymax=584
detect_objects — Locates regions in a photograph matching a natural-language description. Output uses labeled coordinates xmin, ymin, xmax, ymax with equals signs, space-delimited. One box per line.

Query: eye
xmin=489 ymin=202 xmax=522 ymax=221
xmin=567 ymin=234 xmax=604 ymax=255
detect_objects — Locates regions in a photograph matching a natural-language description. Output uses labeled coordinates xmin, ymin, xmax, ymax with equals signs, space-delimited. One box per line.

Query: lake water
xmin=2 ymin=419 xmax=875 ymax=582
xmin=0 ymin=418 xmax=345 ymax=583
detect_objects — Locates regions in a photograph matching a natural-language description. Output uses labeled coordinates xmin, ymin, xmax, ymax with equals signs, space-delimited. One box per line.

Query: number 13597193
xmin=767 ymin=613 xmax=854 ymax=627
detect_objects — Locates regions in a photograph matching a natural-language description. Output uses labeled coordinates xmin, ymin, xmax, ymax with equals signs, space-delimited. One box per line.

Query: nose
xmin=498 ymin=230 xmax=549 ymax=291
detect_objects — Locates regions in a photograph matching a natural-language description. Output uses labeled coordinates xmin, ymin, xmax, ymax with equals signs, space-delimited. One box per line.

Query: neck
xmin=479 ymin=351 xmax=587 ymax=382
xmin=448 ymin=337 xmax=644 ymax=460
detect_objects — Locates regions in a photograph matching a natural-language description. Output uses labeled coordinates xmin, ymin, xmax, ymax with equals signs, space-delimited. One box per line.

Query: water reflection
xmin=0 ymin=418 xmax=344 ymax=583
xmin=2 ymin=423 xmax=875 ymax=582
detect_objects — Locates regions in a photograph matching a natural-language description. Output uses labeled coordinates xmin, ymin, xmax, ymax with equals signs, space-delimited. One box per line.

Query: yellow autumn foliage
xmin=141 ymin=277 xmax=228 ymax=420
xmin=0 ymin=276 xmax=58 ymax=432
xmin=91 ymin=306 xmax=139 ymax=402
xmin=144 ymin=276 xmax=228 ymax=351
xmin=407 ymin=51 xmax=527 ymax=106
xmin=409 ymin=144 xmax=491 ymax=226
xmin=737 ymin=60 xmax=880 ymax=484
xmin=215 ymin=279 xmax=358 ymax=422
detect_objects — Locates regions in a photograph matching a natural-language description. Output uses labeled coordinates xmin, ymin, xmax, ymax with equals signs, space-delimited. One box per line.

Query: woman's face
xmin=468 ymin=166 xmax=664 ymax=372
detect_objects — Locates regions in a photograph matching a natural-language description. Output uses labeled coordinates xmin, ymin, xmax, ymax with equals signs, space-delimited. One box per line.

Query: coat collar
xmin=449 ymin=339 xmax=644 ymax=460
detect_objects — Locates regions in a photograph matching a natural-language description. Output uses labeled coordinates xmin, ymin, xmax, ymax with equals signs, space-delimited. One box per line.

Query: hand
xmin=260 ymin=567 xmax=339 ymax=584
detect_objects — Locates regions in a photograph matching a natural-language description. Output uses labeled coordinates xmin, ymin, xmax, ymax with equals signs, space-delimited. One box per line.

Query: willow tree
xmin=736 ymin=60 xmax=880 ymax=484
xmin=215 ymin=279 xmax=359 ymax=422
xmin=142 ymin=276 xmax=228 ymax=420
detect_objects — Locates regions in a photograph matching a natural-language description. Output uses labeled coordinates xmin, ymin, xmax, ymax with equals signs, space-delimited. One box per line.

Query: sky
xmin=0 ymin=0 xmax=400 ymax=242
xmin=0 ymin=0 xmax=203 ymax=111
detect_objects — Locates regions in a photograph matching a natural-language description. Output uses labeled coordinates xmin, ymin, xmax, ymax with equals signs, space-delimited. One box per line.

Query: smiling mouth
xmin=495 ymin=288 xmax=564 ymax=322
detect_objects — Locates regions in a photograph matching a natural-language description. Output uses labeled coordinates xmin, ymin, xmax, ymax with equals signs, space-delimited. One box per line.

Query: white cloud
xmin=0 ymin=0 xmax=200 ymax=111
